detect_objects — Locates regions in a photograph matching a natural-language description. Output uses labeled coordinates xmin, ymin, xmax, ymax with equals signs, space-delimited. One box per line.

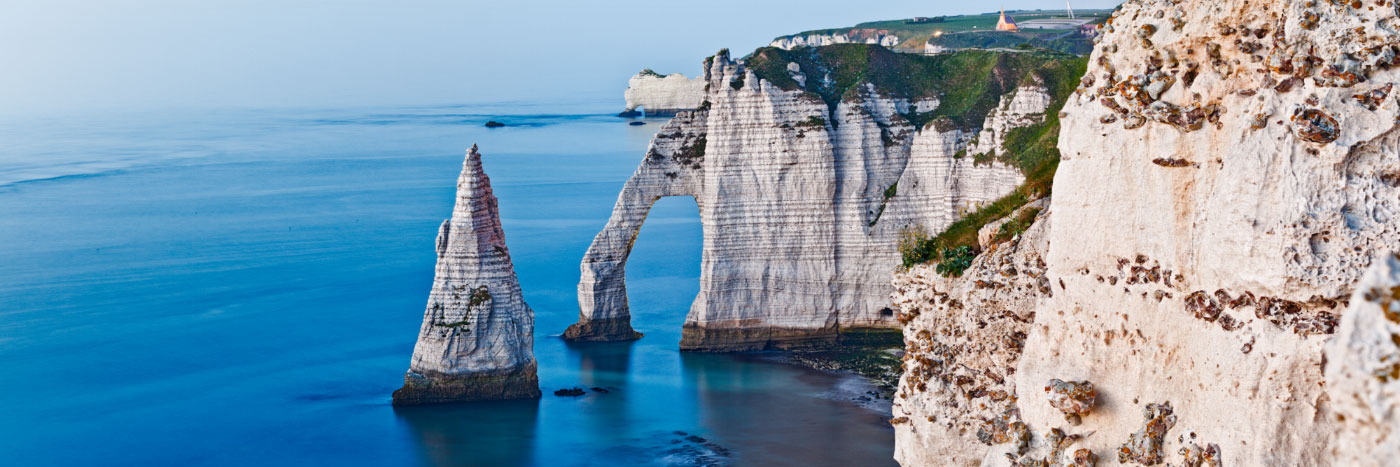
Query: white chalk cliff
xmin=894 ymin=0 xmax=1400 ymax=465
xmin=622 ymin=70 xmax=707 ymax=116
xmin=393 ymin=145 xmax=539 ymax=405
xmin=771 ymin=31 xmax=901 ymax=50
xmin=1326 ymin=253 xmax=1400 ymax=467
xmin=892 ymin=203 xmax=1052 ymax=465
xmin=567 ymin=48 xmax=1059 ymax=350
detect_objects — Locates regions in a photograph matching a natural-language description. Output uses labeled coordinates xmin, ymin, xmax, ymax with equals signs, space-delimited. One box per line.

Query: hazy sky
xmin=0 ymin=1 xmax=1124 ymax=116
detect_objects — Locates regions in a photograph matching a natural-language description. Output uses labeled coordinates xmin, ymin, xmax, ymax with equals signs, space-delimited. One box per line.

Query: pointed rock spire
xmin=393 ymin=144 xmax=540 ymax=405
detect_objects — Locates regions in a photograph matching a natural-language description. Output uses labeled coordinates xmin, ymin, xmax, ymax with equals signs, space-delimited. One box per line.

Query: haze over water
xmin=0 ymin=102 xmax=896 ymax=465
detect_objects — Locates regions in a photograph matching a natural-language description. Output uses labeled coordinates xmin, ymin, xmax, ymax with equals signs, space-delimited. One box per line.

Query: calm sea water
xmin=0 ymin=101 xmax=895 ymax=466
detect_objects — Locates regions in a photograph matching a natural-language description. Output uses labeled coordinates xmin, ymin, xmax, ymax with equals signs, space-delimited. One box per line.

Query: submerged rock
xmin=553 ymin=387 xmax=586 ymax=397
xmin=392 ymin=145 xmax=539 ymax=405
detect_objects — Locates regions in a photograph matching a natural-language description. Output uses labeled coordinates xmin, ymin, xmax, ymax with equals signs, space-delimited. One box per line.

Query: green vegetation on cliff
xmin=736 ymin=42 xmax=1088 ymax=273
xmin=745 ymin=44 xmax=1081 ymax=131
xmin=897 ymin=53 xmax=1088 ymax=272
xmin=926 ymin=30 xmax=1095 ymax=55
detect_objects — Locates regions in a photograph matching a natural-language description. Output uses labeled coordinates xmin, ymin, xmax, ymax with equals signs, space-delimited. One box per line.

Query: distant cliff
xmin=568 ymin=44 xmax=1084 ymax=350
xmin=770 ymin=30 xmax=900 ymax=50
xmin=621 ymin=69 xmax=706 ymax=117
xmin=893 ymin=0 xmax=1400 ymax=465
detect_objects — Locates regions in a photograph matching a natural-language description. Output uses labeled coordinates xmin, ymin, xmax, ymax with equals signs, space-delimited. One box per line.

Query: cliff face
xmin=894 ymin=0 xmax=1400 ymax=464
xmin=622 ymin=70 xmax=706 ymax=116
xmin=1326 ymin=253 xmax=1400 ymax=466
xmin=393 ymin=145 xmax=539 ymax=405
xmin=567 ymin=46 xmax=1071 ymax=350
xmin=770 ymin=31 xmax=900 ymax=50
xmin=892 ymin=204 xmax=1052 ymax=465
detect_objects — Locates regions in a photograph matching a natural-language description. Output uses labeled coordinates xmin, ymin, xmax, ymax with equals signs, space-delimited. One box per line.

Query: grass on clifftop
xmin=780 ymin=10 xmax=1112 ymax=50
xmin=926 ymin=31 xmax=1095 ymax=55
xmin=899 ymin=54 xmax=1087 ymax=272
xmin=745 ymin=44 xmax=1080 ymax=131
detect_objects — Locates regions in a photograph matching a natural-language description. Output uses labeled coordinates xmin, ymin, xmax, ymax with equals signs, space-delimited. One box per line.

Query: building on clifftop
xmin=995 ymin=9 xmax=1020 ymax=32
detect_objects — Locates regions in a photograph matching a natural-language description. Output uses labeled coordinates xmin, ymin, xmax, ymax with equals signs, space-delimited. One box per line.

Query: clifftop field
xmin=774 ymin=9 xmax=1114 ymax=53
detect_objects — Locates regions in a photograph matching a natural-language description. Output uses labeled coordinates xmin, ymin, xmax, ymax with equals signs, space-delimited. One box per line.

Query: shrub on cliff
xmin=934 ymin=246 xmax=976 ymax=277
xmin=993 ymin=207 xmax=1041 ymax=244
xmin=899 ymin=190 xmax=1029 ymax=270
xmin=898 ymin=54 xmax=1086 ymax=270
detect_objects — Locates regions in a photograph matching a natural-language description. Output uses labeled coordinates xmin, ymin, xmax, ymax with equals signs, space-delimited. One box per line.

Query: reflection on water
xmin=396 ymin=346 xmax=895 ymax=467
xmin=395 ymin=399 xmax=542 ymax=467
xmin=567 ymin=340 xmax=636 ymax=388
xmin=681 ymin=353 xmax=898 ymax=466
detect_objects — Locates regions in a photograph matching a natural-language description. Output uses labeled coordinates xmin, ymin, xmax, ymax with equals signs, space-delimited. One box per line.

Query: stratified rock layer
xmin=894 ymin=0 xmax=1400 ymax=465
xmin=622 ymin=70 xmax=706 ymax=117
xmin=569 ymin=49 xmax=1054 ymax=350
xmin=393 ymin=145 xmax=539 ymax=405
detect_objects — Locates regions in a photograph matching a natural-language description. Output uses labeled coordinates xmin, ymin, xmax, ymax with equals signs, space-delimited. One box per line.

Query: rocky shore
xmin=782 ymin=330 xmax=905 ymax=399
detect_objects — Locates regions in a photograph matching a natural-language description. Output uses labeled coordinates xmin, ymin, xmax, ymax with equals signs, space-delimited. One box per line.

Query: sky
xmin=0 ymin=0 xmax=1125 ymax=116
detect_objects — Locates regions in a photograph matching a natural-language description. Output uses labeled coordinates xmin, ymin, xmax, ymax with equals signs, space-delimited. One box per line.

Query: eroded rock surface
xmin=570 ymin=48 xmax=1058 ymax=350
xmin=892 ymin=207 xmax=1051 ymax=465
xmin=1326 ymin=253 xmax=1400 ymax=466
xmin=895 ymin=0 xmax=1400 ymax=464
xmin=393 ymin=145 xmax=539 ymax=404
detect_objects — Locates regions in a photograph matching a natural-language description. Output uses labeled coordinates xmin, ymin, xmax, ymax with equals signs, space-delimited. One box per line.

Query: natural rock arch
xmin=566 ymin=51 xmax=1046 ymax=351
xmin=564 ymin=112 xmax=707 ymax=344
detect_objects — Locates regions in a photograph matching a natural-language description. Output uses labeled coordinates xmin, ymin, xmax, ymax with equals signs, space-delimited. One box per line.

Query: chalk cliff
xmin=894 ymin=0 xmax=1400 ymax=465
xmin=770 ymin=30 xmax=901 ymax=50
xmin=1326 ymin=253 xmax=1400 ymax=467
xmin=622 ymin=70 xmax=706 ymax=117
xmin=892 ymin=203 xmax=1052 ymax=465
xmin=393 ymin=145 xmax=539 ymax=405
xmin=567 ymin=45 xmax=1079 ymax=350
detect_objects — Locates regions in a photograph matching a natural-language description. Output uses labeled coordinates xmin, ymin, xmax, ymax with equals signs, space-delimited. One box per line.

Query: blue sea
xmin=0 ymin=100 xmax=895 ymax=466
